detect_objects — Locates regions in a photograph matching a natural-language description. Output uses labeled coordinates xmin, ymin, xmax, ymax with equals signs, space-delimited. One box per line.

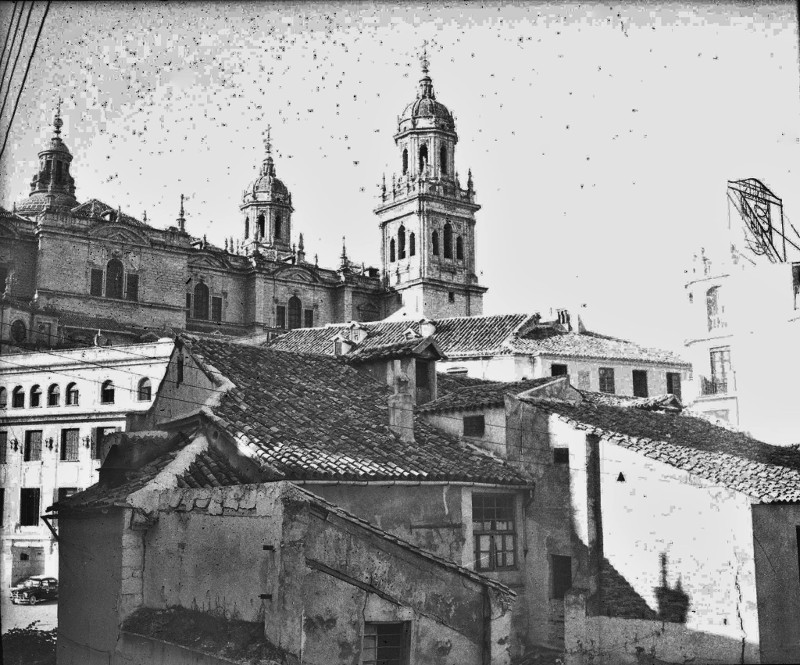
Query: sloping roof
xmin=268 ymin=313 xmax=531 ymax=358
xmin=70 ymin=199 xmax=151 ymax=227
xmin=418 ymin=377 xmax=559 ymax=413
xmin=522 ymin=397 xmax=800 ymax=503
xmin=177 ymin=446 xmax=250 ymax=489
xmin=509 ymin=329 xmax=689 ymax=367
xmin=580 ymin=391 xmax=682 ymax=411
xmin=188 ymin=338 xmax=529 ymax=485
xmin=346 ymin=337 xmax=444 ymax=363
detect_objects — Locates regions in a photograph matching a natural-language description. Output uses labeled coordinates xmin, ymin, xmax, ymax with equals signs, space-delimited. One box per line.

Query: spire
xmin=418 ymin=42 xmax=434 ymax=99
xmin=297 ymin=232 xmax=306 ymax=263
xmin=340 ymin=236 xmax=349 ymax=270
xmin=177 ymin=193 xmax=186 ymax=232
xmin=261 ymin=124 xmax=275 ymax=177
xmin=53 ymin=97 xmax=63 ymax=137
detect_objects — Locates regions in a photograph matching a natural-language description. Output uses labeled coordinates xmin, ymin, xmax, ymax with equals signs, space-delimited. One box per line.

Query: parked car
xmin=10 ymin=576 xmax=58 ymax=604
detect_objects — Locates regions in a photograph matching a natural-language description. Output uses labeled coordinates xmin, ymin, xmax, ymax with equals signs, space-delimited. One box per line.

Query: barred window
xmin=599 ymin=367 xmax=615 ymax=394
xmin=473 ymin=494 xmax=517 ymax=571
xmin=60 ymin=429 xmax=79 ymax=462
xmin=361 ymin=622 xmax=409 ymax=665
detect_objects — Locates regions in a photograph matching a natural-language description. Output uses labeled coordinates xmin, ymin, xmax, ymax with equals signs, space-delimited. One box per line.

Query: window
xmin=402 ymin=148 xmax=408 ymax=175
xmin=60 ymin=429 xmax=79 ymax=462
xmin=666 ymin=372 xmax=682 ymax=400
xmin=137 ymin=378 xmax=152 ymax=401
xmin=185 ymin=293 xmax=192 ymax=312
xmin=598 ymin=368 xmax=615 ymax=394
xmin=448 ymin=291 xmax=455 ymax=303
xmin=257 ymin=214 xmax=265 ymax=238
xmin=125 ymin=274 xmax=139 ymax=302
xmin=30 ymin=385 xmax=41 ymax=408
xmin=101 ymin=380 xmax=115 ymax=404
xmin=415 ymin=360 xmax=430 ymax=390
xmin=362 ymin=622 xmax=409 ymax=665
xmin=473 ymin=494 xmax=516 ymax=571
xmin=10 ymin=319 xmax=26 ymax=343
xmin=211 ymin=296 xmax=222 ymax=323
xmin=440 ymin=144 xmax=447 ymax=175
xmin=432 ymin=231 xmax=439 ymax=256
xmin=0 ymin=265 xmax=7 ymax=293
xmin=632 ymin=370 xmax=648 ymax=398
xmin=456 ymin=236 xmax=464 ymax=261
xmin=463 ymin=415 xmax=485 ymax=437
xmin=12 ymin=386 xmax=24 ymax=408
xmin=66 ymin=383 xmax=79 ymax=406
xmin=304 ymin=309 xmax=314 ymax=328
xmin=93 ymin=426 xmax=119 ymax=461
xmin=288 ymin=296 xmax=302 ymax=330
xmin=443 ymin=223 xmax=453 ymax=259
xmin=47 ymin=384 xmax=59 ymax=407
xmin=20 ymin=488 xmax=40 ymax=526
xmin=193 ymin=282 xmax=210 ymax=320
xmin=275 ymin=214 xmax=282 ymax=239
xmin=276 ymin=305 xmax=286 ymax=329
xmin=706 ymin=286 xmax=724 ymax=331
xmin=0 ymin=387 xmax=6 ymax=409
xmin=551 ymin=363 xmax=568 ymax=377
xmin=105 ymin=259 xmax=124 ymax=299
xmin=409 ymin=232 xmax=415 ymax=257
xmin=0 ymin=488 xmax=4 ymax=526
xmin=552 ymin=555 xmax=573 ymax=599
xmin=389 ymin=238 xmax=396 ymax=263
xmin=419 ymin=144 xmax=428 ymax=173
xmin=0 ymin=431 xmax=7 ymax=464
xmin=553 ymin=447 xmax=569 ymax=464
xmin=398 ymin=226 xmax=406 ymax=259
xmin=37 ymin=322 xmax=52 ymax=346
xmin=90 ymin=268 xmax=104 ymax=296
xmin=244 ymin=216 xmax=249 ymax=239
xmin=24 ymin=431 xmax=42 ymax=462
xmin=708 ymin=347 xmax=731 ymax=395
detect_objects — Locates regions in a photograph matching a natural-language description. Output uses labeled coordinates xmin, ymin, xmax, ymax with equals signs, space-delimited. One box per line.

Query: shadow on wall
xmin=655 ymin=553 xmax=689 ymax=624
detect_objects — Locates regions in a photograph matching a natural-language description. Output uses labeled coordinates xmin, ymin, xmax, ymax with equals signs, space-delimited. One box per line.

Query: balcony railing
xmin=700 ymin=376 xmax=731 ymax=396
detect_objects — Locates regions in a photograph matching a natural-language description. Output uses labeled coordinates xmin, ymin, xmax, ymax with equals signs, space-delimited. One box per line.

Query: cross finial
xmin=53 ymin=96 xmax=64 ymax=136
xmin=420 ymin=41 xmax=429 ymax=75
xmin=265 ymin=124 xmax=272 ymax=155
xmin=180 ymin=193 xmax=185 ymax=217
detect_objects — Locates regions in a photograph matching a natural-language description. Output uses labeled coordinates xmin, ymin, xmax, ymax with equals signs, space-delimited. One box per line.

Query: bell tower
xmin=240 ymin=126 xmax=293 ymax=257
xmin=375 ymin=51 xmax=486 ymax=318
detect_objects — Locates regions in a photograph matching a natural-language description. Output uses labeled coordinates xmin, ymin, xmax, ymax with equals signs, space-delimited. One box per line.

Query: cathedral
xmin=0 ymin=56 xmax=486 ymax=351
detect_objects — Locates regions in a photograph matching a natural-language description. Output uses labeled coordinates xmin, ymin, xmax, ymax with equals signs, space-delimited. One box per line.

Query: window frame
xmin=193 ymin=282 xmax=210 ymax=320
xmin=60 ymin=428 xmax=80 ymax=462
xmin=12 ymin=386 xmax=24 ymax=408
xmin=666 ymin=372 xmax=682 ymax=400
xmin=598 ymin=367 xmax=615 ymax=394
xmin=551 ymin=363 xmax=568 ymax=377
xmin=472 ymin=493 xmax=517 ymax=572
xmin=137 ymin=378 xmax=152 ymax=401
xmin=20 ymin=487 xmax=41 ymax=527
xmin=90 ymin=268 xmax=104 ymax=296
xmin=105 ymin=258 xmax=124 ymax=299
xmin=47 ymin=384 xmax=60 ymax=407
xmin=0 ymin=430 xmax=7 ymax=464
xmin=463 ymin=414 xmax=485 ymax=437
xmin=288 ymin=296 xmax=302 ymax=331
xmin=100 ymin=380 xmax=115 ymax=405
xmin=65 ymin=382 xmax=79 ymax=406
xmin=0 ymin=387 xmax=6 ymax=409
xmin=632 ymin=370 xmax=648 ymax=398
xmin=24 ymin=431 xmax=42 ymax=462
xmin=361 ymin=621 xmax=410 ymax=665
xmin=29 ymin=385 xmax=42 ymax=408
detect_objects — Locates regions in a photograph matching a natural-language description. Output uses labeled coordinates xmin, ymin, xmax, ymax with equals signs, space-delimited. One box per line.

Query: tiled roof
xmin=346 ymin=338 xmax=442 ymax=363
xmin=177 ymin=446 xmax=250 ymax=489
xmin=522 ymin=397 xmax=800 ymax=503
xmin=268 ymin=313 xmax=531 ymax=358
xmin=509 ymin=329 xmax=689 ymax=367
xmin=188 ymin=338 xmax=529 ymax=485
xmin=70 ymin=199 xmax=150 ymax=227
xmin=418 ymin=377 xmax=559 ymax=413
xmin=580 ymin=391 xmax=682 ymax=411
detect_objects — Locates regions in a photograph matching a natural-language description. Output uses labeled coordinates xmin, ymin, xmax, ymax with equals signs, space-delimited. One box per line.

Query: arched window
xmin=440 ymin=145 xmax=447 ymax=175
xmin=101 ymin=380 xmax=115 ymax=404
xmin=12 ymin=386 xmax=24 ymax=408
xmin=10 ymin=319 xmax=26 ymax=343
xmin=275 ymin=214 xmax=282 ymax=239
xmin=30 ymin=385 xmax=41 ymax=408
xmin=257 ymin=214 xmax=265 ymax=239
xmin=706 ymin=286 xmax=722 ymax=331
xmin=244 ymin=216 xmax=249 ymax=239
xmin=419 ymin=145 xmax=428 ymax=174
xmin=193 ymin=282 xmax=210 ymax=320
xmin=402 ymin=149 xmax=408 ymax=175
xmin=0 ymin=387 xmax=6 ymax=409
xmin=389 ymin=238 xmax=396 ymax=262
xmin=432 ymin=231 xmax=439 ymax=257
xmin=47 ymin=384 xmax=60 ymax=407
xmin=288 ymin=296 xmax=302 ymax=330
xmin=137 ymin=378 xmax=152 ymax=401
xmin=456 ymin=236 xmax=464 ymax=261
xmin=443 ymin=223 xmax=453 ymax=259
xmin=409 ymin=232 xmax=416 ymax=257
xmin=105 ymin=259 xmax=124 ymax=299
xmin=398 ymin=226 xmax=406 ymax=259
xmin=66 ymin=383 xmax=79 ymax=406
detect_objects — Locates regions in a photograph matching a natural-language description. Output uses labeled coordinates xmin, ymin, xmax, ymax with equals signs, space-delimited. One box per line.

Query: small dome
xmin=398 ymin=56 xmax=455 ymax=133
xmin=248 ymin=164 xmax=290 ymax=202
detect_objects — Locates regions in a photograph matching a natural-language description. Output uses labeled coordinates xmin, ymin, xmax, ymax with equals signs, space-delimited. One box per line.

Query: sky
xmin=0 ymin=1 xmax=798 ymax=354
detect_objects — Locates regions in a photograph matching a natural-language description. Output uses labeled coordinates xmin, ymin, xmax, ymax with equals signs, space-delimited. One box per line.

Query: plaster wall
xmin=147 ymin=346 xmax=218 ymax=427
xmin=57 ymin=510 xmax=127 ymax=665
xmin=421 ymin=406 xmax=507 ymax=457
xmin=751 ymin=503 xmax=800 ymax=663
xmin=114 ymin=632 xmax=245 ymax=665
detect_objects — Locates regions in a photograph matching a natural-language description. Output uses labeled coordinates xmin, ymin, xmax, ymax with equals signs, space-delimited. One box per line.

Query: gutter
xmin=291 ymin=480 xmax=534 ymax=489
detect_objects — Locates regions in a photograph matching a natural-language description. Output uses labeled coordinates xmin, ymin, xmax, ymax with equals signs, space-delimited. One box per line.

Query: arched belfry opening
xmin=402 ymin=149 xmax=408 ymax=175
xmin=257 ymin=214 xmax=266 ymax=239
xmin=419 ymin=145 xmax=428 ymax=174
xmin=398 ymin=226 xmax=406 ymax=260
xmin=440 ymin=145 xmax=447 ymax=175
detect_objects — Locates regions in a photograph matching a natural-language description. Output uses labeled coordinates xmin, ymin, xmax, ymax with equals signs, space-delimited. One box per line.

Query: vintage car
xmin=10 ymin=576 xmax=59 ymax=604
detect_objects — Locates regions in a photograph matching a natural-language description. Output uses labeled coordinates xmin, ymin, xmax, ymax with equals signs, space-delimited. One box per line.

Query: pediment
xmin=89 ymin=223 xmax=151 ymax=246
xmin=273 ymin=265 xmax=319 ymax=283
xmin=189 ymin=253 xmax=231 ymax=270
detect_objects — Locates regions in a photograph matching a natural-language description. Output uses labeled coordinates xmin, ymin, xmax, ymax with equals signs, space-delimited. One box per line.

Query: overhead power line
xmin=0 ymin=2 xmax=20 ymax=80
xmin=0 ymin=1 xmax=34 ymax=122
xmin=0 ymin=1 xmax=24 ymax=106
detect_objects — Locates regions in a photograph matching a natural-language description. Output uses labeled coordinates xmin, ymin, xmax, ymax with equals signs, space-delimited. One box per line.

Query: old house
xmin=0 ymin=339 xmax=171 ymax=590
xmin=269 ymin=311 xmax=691 ymax=397
xmin=52 ymin=337 xmax=526 ymax=664
xmin=0 ymin=55 xmax=485 ymax=353
xmin=418 ymin=374 xmax=800 ymax=664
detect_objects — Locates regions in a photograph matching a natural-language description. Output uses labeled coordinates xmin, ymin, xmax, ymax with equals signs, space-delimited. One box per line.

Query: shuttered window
xmin=60 ymin=429 xmax=79 ymax=462
xmin=24 ymin=431 xmax=42 ymax=462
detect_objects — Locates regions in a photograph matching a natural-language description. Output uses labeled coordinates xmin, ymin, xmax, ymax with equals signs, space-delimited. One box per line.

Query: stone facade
xmin=0 ymin=59 xmax=484 ymax=353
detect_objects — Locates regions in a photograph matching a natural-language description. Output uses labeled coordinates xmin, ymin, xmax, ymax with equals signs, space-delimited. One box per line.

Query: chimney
xmin=388 ymin=373 xmax=414 ymax=442
xmin=332 ymin=334 xmax=355 ymax=356
xmin=419 ymin=318 xmax=436 ymax=337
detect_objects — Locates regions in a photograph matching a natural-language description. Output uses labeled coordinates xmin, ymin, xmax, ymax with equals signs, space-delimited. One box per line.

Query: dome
xmin=247 ymin=161 xmax=290 ymax=202
xmin=398 ymin=57 xmax=455 ymax=133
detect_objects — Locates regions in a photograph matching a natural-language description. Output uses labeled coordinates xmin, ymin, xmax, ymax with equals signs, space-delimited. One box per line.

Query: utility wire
xmin=0 ymin=0 xmax=23 ymax=109
xmin=0 ymin=0 xmax=33 ymax=122
xmin=0 ymin=2 xmax=19 ymax=80
xmin=0 ymin=0 xmax=49 ymax=161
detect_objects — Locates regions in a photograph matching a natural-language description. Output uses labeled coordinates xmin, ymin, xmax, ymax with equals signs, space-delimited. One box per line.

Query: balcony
xmin=700 ymin=376 xmax=733 ymax=396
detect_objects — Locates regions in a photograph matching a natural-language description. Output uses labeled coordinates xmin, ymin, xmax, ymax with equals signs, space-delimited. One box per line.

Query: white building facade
xmin=0 ymin=340 xmax=172 ymax=586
